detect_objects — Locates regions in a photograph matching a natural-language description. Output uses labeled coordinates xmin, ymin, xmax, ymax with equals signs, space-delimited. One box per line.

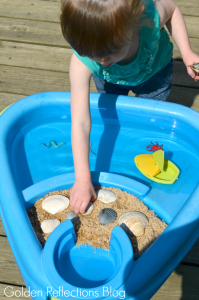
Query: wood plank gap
xmin=174 ymin=58 xmax=183 ymax=61
xmin=171 ymin=84 xmax=199 ymax=90
xmin=1 ymin=63 xmax=198 ymax=90
xmin=0 ymin=283 xmax=31 ymax=300
xmin=0 ymin=91 xmax=27 ymax=96
xmin=0 ymin=281 xmax=26 ymax=288
xmin=1 ymin=14 xmax=198 ymax=21
xmin=188 ymin=36 xmax=199 ymax=39
xmin=0 ymin=36 xmax=195 ymax=49
xmin=0 ymin=64 xmax=68 ymax=74
xmin=180 ymin=261 xmax=199 ymax=268
xmin=0 ymin=39 xmax=70 ymax=49
xmin=1 ymin=62 xmax=197 ymax=88
xmin=0 ymin=15 xmax=59 ymax=24
xmin=182 ymin=14 xmax=199 ymax=17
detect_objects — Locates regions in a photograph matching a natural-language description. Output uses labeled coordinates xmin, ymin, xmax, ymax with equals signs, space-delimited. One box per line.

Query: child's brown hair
xmin=60 ymin=0 xmax=149 ymax=58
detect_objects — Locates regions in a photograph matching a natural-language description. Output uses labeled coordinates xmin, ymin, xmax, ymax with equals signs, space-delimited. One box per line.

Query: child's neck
xmin=117 ymin=28 xmax=140 ymax=65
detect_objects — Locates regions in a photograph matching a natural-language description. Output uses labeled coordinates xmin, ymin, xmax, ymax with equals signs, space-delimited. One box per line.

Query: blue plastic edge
xmin=0 ymin=92 xmax=199 ymax=300
xmin=22 ymin=172 xmax=150 ymax=207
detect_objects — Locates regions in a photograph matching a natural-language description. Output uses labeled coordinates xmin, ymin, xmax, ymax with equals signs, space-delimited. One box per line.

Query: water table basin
xmin=0 ymin=91 xmax=199 ymax=300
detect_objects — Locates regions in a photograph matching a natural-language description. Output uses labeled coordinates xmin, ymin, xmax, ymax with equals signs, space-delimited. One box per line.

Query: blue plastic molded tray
xmin=0 ymin=91 xmax=199 ymax=300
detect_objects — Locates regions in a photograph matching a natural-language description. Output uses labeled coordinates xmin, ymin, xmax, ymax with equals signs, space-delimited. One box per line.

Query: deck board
xmin=0 ymin=0 xmax=61 ymax=22
xmin=1 ymin=64 xmax=199 ymax=110
xmin=0 ymin=41 xmax=199 ymax=82
xmin=0 ymin=18 xmax=199 ymax=60
xmin=0 ymin=41 xmax=71 ymax=72
xmin=167 ymin=86 xmax=199 ymax=110
xmin=0 ymin=283 xmax=29 ymax=300
xmin=0 ymin=16 xmax=67 ymax=47
xmin=174 ymin=0 xmax=199 ymax=16
xmin=0 ymin=236 xmax=24 ymax=286
xmin=1 ymin=0 xmax=199 ymax=21
xmin=152 ymin=264 xmax=199 ymax=299
xmin=0 ymin=219 xmax=6 ymax=236
xmin=0 ymin=65 xmax=69 ymax=95
xmin=0 ymin=0 xmax=199 ymax=299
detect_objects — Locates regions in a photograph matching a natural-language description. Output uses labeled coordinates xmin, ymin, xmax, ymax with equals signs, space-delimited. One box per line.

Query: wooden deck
xmin=0 ymin=0 xmax=199 ymax=299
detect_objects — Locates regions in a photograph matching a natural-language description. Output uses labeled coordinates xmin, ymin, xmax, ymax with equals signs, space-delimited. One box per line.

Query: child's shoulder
xmin=153 ymin=0 xmax=176 ymax=29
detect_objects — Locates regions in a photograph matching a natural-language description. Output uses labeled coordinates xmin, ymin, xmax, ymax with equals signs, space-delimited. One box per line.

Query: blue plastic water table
xmin=0 ymin=91 xmax=199 ymax=300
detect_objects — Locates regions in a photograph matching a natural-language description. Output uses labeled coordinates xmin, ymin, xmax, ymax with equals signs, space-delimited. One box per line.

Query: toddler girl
xmin=60 ymin=0 xmax=199 ymax=214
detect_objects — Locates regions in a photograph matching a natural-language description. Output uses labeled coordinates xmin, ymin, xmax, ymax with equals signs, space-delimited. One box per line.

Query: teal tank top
xmin=73 ymin=0 xmax=173 ymax=86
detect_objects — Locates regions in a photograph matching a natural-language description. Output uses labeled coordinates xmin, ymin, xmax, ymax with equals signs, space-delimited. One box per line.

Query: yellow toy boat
xmin=134 ymin=150 xmax=180 ymax=184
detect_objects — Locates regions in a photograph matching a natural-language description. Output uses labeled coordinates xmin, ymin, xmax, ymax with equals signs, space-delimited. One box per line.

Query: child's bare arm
xmin=154 ymin=0 xmax=199 ymax=81
xmin=69 ymin=53 xmax=96 ymax=214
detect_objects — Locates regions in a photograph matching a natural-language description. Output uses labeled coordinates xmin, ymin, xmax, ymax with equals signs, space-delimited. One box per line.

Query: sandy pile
xmin=27 ymin=186 xmax=167 ymax=259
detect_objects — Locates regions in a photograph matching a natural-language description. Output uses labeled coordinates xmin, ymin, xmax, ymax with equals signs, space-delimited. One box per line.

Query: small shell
xmin=66 ymin=212 xmax=79 ymax=223
xmin=119 ymin=211 xmax=148 ymax=236
xmin=96 ymin=189 xmax=117 ymax=203
xmin=82 ymin=202 xmax=94 ymax=215
xmin=188 ymin=63 xmax=199 ymax=75
xmin=99 ymin=208 xmax=117 ymax=225
xmin=41 ymin=219 xmax=60 ymax=233
xmin=42 ymin=195 xmax=69 ymax=214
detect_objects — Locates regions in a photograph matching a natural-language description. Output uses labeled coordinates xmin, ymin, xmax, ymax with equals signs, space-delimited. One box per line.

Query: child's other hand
xmin=182 ymin=49 xmax=199 ymax=82
xmin=70 ymin=180 xmax=96 ymax=214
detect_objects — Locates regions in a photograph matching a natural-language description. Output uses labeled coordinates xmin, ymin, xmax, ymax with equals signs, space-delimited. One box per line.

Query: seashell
xmin=99 ymin=208 xmax=117 ymax=225
xmin=42 ymin=195 xmax=69 ymax=214
xmin=66 ymin=212 xmax=79 ymax=223
xmin=96 ymin=189 xmax=117 ymax=203
xmin=187 ymin=63 xmax=199 ymax=75
xmin=82 ymin=202 xmax=94 ymax=215
xmin=119 ymin=211 xmax=148 ymax=236
xmin=41 ymin=219 xmax=60 ymax=233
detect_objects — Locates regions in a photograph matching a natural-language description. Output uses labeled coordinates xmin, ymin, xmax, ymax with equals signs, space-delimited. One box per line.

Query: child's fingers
xmin=70 ymin=197 xmax=77 ymax=211
xmin=194 ymin=75 xmax=199 ymax=81
xmin=79 ymin=201 xmax=89 ymax=214
xmin=187 ymin=67 xmax=196 ymax=79
xmin=70 ymin=182 xmax=95 ymax=213
xmin=91 ymin=191 xmax=97 ymax=202
xmin=69 ymin=191 xmax=74 ymax=205
xmin=73 ymin=196 xmax=88 ymax=214
xmin=74 ymin=199 xmax=81 ymax=214
xmin=69 ymin=190 xmax=77 ymax=210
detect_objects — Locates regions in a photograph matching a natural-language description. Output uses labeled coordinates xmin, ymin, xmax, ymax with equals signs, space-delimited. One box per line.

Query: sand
xmin=27 ymin=186 xmax=167 ymax=259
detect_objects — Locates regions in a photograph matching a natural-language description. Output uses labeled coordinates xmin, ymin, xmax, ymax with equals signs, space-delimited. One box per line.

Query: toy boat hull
xmin=135 ymin=157 xmax=180 ymax=184
xmin=0 ymin=92 xmax=199 ymax=300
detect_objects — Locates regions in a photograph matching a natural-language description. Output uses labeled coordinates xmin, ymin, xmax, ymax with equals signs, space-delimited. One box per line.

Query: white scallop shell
xmin=82 ymin=202 xmax=94 ymax=215
xmin=41 ymin=219 xmax=60 ymax=233
xmin=96 ymin=189 xmax=117 ymax=203
xmin=119 ymin=211 xmax=148 ymax=236
xmin=42 ymin=195 xmax=69 ymax=214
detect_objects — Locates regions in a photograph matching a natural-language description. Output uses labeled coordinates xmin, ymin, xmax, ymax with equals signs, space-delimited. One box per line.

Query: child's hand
xmin=182 ymin=49 xmax=199 ymax=82
xmin=70 ymin=180 xmax=96 ymax=214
